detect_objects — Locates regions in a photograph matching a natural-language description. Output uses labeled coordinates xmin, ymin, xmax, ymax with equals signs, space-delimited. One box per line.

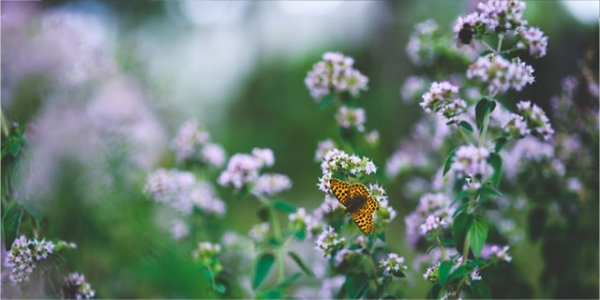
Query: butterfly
xmin=329 ymin=178 xmax=379 ymax=234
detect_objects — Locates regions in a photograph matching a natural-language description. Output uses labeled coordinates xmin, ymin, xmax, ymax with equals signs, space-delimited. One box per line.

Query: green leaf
xmin=527 ymin=207 xmax=547 ymax=242
xmin=443 ymin=148 xmax=458 ymax=176
xmin=257 ymin=289 xmax=282 ymax=299
xmin=452 ymin=212 xmax=474 ymax=254
xmin=494 ymin=136 xmax=508 ymax=152
xmin=257 ymin=205 xmax=270 ymax=222
xmin=276 ymin=272 xmax=302 ymax=289
xmin=468 ymin=215 xmax=488 ymax=258
xmin=452 ymin=202 xmax=469 ymax=219
xmin=458 ymin=121 xmax=474 ymax=134
xmin=214 ymin=283 xmax=226 ymax=294
xmin=2 ymin=202 xmax=23 ymax=251
xmin=470 ymin=279 xmax=492 ymax=298
xmin=344 ymin=275 xmax=368 ymax=299
xmin=252 ymin=252 xmax=275 ymax=290
xmin=319 ymin=95 xmax=334 ymax=110
xmin=451 ymin=190 xmax=469 ymax=207
xmin=487 ymin=153 xmax=502 ymax=187
xmin=448 ymin=265 xmax=470 ymax=281
xmin=479 ymin=50 xmax=494 ymax=57
xmin=438 ymin=261 xmax=453 ymax=286
xmin=467 ymin=258 xmax=487 ymax=268
xmin=272 ymin=200 xmax=297 ymax=214
xmin=288 ymin=251 xmax=315 ymax=277
xmin=475 ymin=98 xmax=496 ymax=131
xmin=479 ymin=185 xmax=503 ymax=198
xmin=377 ymin=231 xmax=386 ymax=242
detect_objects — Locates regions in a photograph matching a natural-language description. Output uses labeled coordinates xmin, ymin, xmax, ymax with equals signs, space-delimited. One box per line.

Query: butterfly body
xmin=329 ymin=178 xmax=379 ymax=234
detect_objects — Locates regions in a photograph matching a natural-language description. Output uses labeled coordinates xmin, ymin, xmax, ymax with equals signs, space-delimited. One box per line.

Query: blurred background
xmin=1 ymin=0 xmax=598 ymax=298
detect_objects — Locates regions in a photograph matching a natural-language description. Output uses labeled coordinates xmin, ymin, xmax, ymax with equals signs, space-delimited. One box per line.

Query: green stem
xmin=1 ymin=107 xmax=10 ymax=137
xmin=496 ymin=35 xmax=504 ymax=53
xmin=478 ymin=111 xmax=491 ymax=148
xmin=258 ymin=195 xmax=285 ymax=283
xmin=436 ymin=234 xmax=447 ymax=260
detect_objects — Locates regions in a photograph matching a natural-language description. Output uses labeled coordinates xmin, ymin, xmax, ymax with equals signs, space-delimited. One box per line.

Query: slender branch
xmin=1 ymin=108 xmax=10 ymax=137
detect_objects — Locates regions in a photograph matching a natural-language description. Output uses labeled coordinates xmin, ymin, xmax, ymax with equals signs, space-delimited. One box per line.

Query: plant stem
xmin=478 ymin=111 xmax=491 ymax=148
xmin=258 ymin=195 xmax=285 ymax=283
xmin=496 ymin=35 xmax=504 ymax=53
xmin=1 ymin=108 xmax=10 ymax=137
xmin=436 ymin=234 xmax=447 ymax=259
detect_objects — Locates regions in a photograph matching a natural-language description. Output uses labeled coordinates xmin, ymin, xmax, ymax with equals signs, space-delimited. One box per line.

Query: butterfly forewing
xmin=329 ymin=178 xmax=379 ymax=234
xmin=329 ymin=178 xmax=352 ymax=206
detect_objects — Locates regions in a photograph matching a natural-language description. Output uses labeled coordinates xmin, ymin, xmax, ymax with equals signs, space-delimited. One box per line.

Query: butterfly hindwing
xmin=329 ymin=178 xmax=378 ymax=234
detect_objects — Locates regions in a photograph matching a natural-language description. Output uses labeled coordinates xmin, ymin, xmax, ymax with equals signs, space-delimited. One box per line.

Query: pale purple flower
xmin=335 ymin=106 xmax=366 ymax=132
xmin=249 ymin=222 xmax=270 ymax=243
xmin=201 ymin=143 xmax=227 ymax=168
xmin=252 ymin=148 xmax=275 ymax=167
xmin=401 ymin=76 xmax=428 ymax=103
xmin=5 ymin=236 xmax=74 ymax=284
xmin=477 ymin=0 xmax=527 ymax=32
xmin=334 ymin=249 xmax=358 ymax=267
xmin=318 ymin=148 xmax=377 ymax=193
xmin=566 ymin=177 xmax=583 ymax=193
xmin=315 ymin=226 xmax=345 ymax=259
xmin=364 ymin=130 xmax=380 ymax=146
xmin=516 ymin=100 xmax=554 ymax=140
xmin=61 ymin=272 xmax=95 ymax=299
xmin=405 ymin=193 xmax=453 ymax=247
xmin=406 ymin=19 xmax=440 ymax=66
xmin=502 ymin=136 xmax=555 ymax=180
xmin=305 ymin=52 xmax=368 ymax=101
xmin=193 ymin=242 xmax=221 ymax=261
xmin=170 ymin=119 xmax=211 ymax=163
xmin=517 ymin=26 xmax=548 ymax=58
xmin=423 ymin=262 xmax=440 ymax=282
xmin=315 ymin=139 xmax=336 ymax=162
xmin=379 ymin=253 xmax=408 ymax=277
xmin=467 ymin=54 xmax=534 ymax=94
xmin=171 ymin=219 xmax=189 ymax=240
xmin=419 ymin=215 xmax=447 ymax=236
xmin=481 ymin=244 xmax=512 ymax=262
xmin=420 ymin=81 xmax=466 ymax=123
xmin=218 ymin=148 xmax=275 ymax=190
xmin=251 ymin=173 xmax=292 ymax=197
xmin=451 ymin=145 xmax=494 ymax=179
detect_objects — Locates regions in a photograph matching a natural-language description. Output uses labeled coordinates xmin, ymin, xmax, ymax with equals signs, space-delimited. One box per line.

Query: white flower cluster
xmin=379 ymin=253 xmax=408 ymax=277
xmin=249 ymin=222 xmax=270 ymax=243
xmin=251 ymin=173 xmax=292 ymax=197
xmin=61 ymin=272 xmax=95 ymax=299
xmin=315 ymin=226 xmax=346 ymax=259
xmin=481 ymin=244 xmax=512 ymax=262
xmin=423 ymin=262 xmax=440 ymax=282
xmin=451 ymin=145 xmax=494 ymax=180
xmin=405 ymin=193 xmax=454 ymax=247
xmin=516 ymin=100 xmax=554 ymax=140
xmin=304 ymin=52 xmax=368 ymax=102
xmin=420 ymin=81 xmax=467 ymax=124
xmin=406 ymin=19 xmax=440 ymax=66
xmin=334 ymin=249 xmax=358 ymax=268
xmin=502 ymin=136 xmax=555 ymax=180
xmin=318 ymin=148 xmax=377 ymax=193
xmin=401 ymin=76 xmax=428 ymax=103
xmin=467 ymin=54 xmax=534 ymax=95
xmin=144 ymin=169 xmax=226 ymax=217
xmin=370 ymin=183 xmax=397 ymax=226
xmin=4 ymin=236 xmax=75 ymax=284
xmin=419 ymin=215 xmax=447 ymax=236
xmin=335 ymin=106 xmax=366 ymax=132
xmin=492 ymin=105 xmax=530 ymax=138
xmin=314 ymin=139 xmax=336 ymax=162
xmin=171 ymin=219 xmax=189 ymax=240
xmin=170 ymin=119 xmax=226 ymax=168
xmin=218 ymin=148 xmax=274 ymax=190
xmin=516 ymin=27 xmax=548 ymax=58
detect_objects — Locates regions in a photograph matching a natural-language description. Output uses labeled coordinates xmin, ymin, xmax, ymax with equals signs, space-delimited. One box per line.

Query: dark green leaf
xmin=268 ymin=237 xmax=281 ymax=247
xmin=494 ymin=136 xmax=508 ymax=153
xmin=288 ymin=251 xmax=315 ymax=277
xmin=293 ymin=229 xmax=306 ymax=240
xmin=527 ymin=207 xmax=547 ymax=242
xmin=467 ymin=258 xmax=487 ymax=268
xmin=214 ymin=283 xmax=226 ymax=294
xmin=319 ymin=95 xmax=334 ymax=110
xmin=438 ymin=261 xmax=453 ymax=286
xmin=479 ymin=50 xmax=494 ymax=57
xmin=377 ymin=231 xmax=386 ymax=242
xmin=276 ymin=272 xmax=302 ymax=289
xmin=468 ymin=215 xmax=488 ymax=258
xmin=452 ymin=212 xmax=473 ymax=254
xmin=470 ymin=279 xmax=492 ymax=298
xmin=427 ymin=283 xmax=441 ymax=300
xmin=344 ymin=275 xmax=368 ymax=299
xmin=451 ymin=190 xmax=469 ymax=207
xmin=458 ymin=121 xmax=474 ymax=134
xmin=272 ymin=200 xmax=297 ymax=214
xmin=488 ymin=153 xmax=502 ymax=187
xmin=257 ymin=289 xmax=282 ymax=299
xmin=257 ymin=205 xmax=270 ymax=223
xmin=475 ymin=98 xmax=496 ymax=131
xmin=452 ymin=202 xmax=469 ymax=218
xmin=2 ymin=202 xmax=23 ymax=251
xmin=443 ymin=148 xmax=458 ymax=176
xmin=253 ymin=252 xmax=275 ymax=290
xmin=448 ymin=265 xmax=470 ymax=281
xmin=479 ymin=185 xmax=503 ymax=198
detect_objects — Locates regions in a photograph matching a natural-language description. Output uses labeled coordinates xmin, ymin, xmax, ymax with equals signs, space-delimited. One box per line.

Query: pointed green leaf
xmin=438 ymin=261 xmax=453 ymax=286
xmin=452 ymin=212 xmax=474 ymax=255
xmin=276 ymin=272 xmax=302 ymax=289
xmin=458 ymin=121 xmax=474 ymax=134
xmin=252 ymin=252 xmax=275 ymax=290
xmin=475 ymin=98 xmax=496 ymax=131
xmin=494 ymin=136 xmax=508 ymax=153
xmin=470 ymin=279 xmax=492 ymax=298
xmin=488 ymin=153 xmax=503 ymax=187
xmin=288 ymin=251 xmax=314 ymax=277
xmin=468 ymin=215 xmax=488 ymax=258
xmin=443 ymin=148 xmax=458 ymax=176
xmin=272 ymin=200 xmax=297 ymax=214
xmin=451 ymin=190 xmax=469 ymax=207
xmin=257 ymin=205 xmax=270 ymax=222
xmin=344 ymin=275 xmax=368 ymax=299
xmin=2 ymin=202 xmax=23 ymax=251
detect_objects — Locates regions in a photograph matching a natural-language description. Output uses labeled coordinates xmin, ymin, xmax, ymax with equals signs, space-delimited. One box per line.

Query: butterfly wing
xmin=329 ymin=178 xmax=351 ymax=206
xmin=349 ymin=183 xmax=379 ymax=234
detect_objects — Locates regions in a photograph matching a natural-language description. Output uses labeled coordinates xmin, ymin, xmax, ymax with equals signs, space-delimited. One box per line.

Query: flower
xmin=314 ymin=139 xmax=336 ymax=162
xmin=379 ymin=253 xmax=408 ymax=277
xmin=481 ymin=244 xmax=512 ymax=262
xmin=251 ymin=173 xmax=292 ymax=197
xmin=406 ymin=19 xmax=440 ymax=66
xmin=249 ymin=222 xmax=270 ymax=243
xmin=315 ymin=226 xmax=345 ymax=259
xmin=467 ymin=54 xmax=534 ymax=94
xmin=318 ymin=148 xmax=377 ymax=193
xmin=171 ymin=219 xmax=189 ymax=240
xmin=170 ymin=119 xmax=226 ymax=167
xmin=60 ymin=272 xmax=95 ymax=299
xmin=423 ymin=262 xmax=440 ymax=282
xmin=420 ymin=81 xmax=467 ymax=124
xmin=305 ymin=52 xmax=368 ymax=101
xmin=334 ymin=249 xmax=358 ymax=268
xmin=401 ymin=76 xmax=428 ymax=103
xmin=419 ymin=215 xmax=447 ymax=236
xmin=516 ymin=26 xmax=548 ymax=58
xmin=405 ymin=193 xmax=453 ymax=247
xmin=218 ymin=148 xmax=275 ymax=190
xmin=502 ymin=136 xmax=554 ymax=180
xmin=289 ymin=208 xmax=322 ymax=238
xmin=335 ymin=106 xmax=366 ymax=132
xmin=193 ymin=242 xmax=223 ymax=274
xmin=516 ymin=100 xmax=554 ymax=140
xmin=4 ymin=236 xmax=75 ymax=284
xmin=477 ymin=0 xmax=527 ymax=32
xmin=451 ymin=145 xmax=494 ymax=179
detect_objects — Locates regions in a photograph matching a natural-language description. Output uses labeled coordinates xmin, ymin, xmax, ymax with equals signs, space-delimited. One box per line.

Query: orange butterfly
xmin=329 ymin=178 xmax=379 ymax=234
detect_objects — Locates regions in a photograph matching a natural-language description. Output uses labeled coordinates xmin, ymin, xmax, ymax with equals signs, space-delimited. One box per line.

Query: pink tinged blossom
xmin=420 ymin=81 xmax=466 ymax=123
xmin=516 ymin=100 xmax=554 ymax=140
xmin=305 ymin=52 xmax=368 ymax=102
xmin=379 ymin=253 xmax=408 ymax=276
xmin=315 ymin=226 xmax=345 ymax=259
xmin=451 ymin=145 xmax=494 ymax=179
xmin=171 ymin=219 xmax=189 ymax=240
xmin=401 ymin=76 xmax=428 ymax=103
xmin=335 ymin=106 xmax=366 ymax=132
xmin=315 ymin=139 xmax=336 ymax=162
xmin=467 ymin=54 xmax=534 ymax=95
xmin=406 ymin=19 xmax=440 ymax=66
xmin=477 ymin=0 xmax=527 ymax=32
xmin=419 ymin=215 xmax=447 ymax=236
xmin=517 ymin=26 xmax=548 ymax=58
xmin=481 ymin=244 xmax=512 ymax=262
xmin=251 ymin=173 xmax=292 ymax=197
